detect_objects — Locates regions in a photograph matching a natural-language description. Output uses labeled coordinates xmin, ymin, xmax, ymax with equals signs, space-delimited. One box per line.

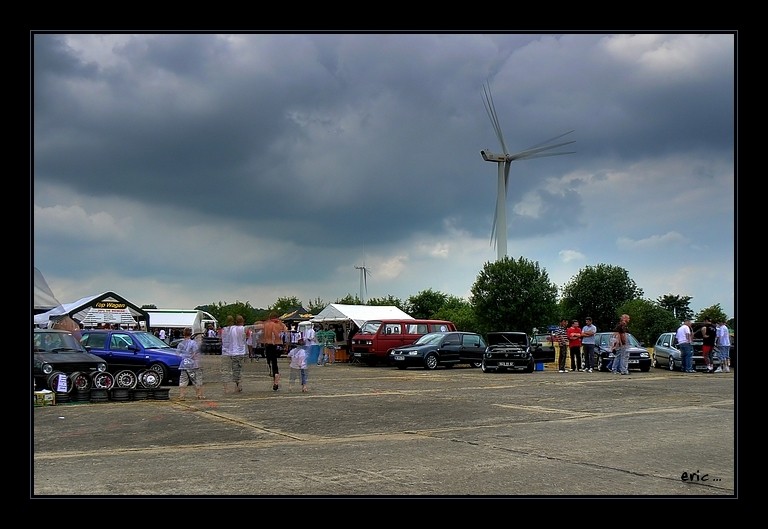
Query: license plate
xmin=498 ymin=361 xmax=515 ymax=367
xmin=628 ymin=360 xmax=639 ymax=364
xmin=393 ymin=355 xmax=404 ymax=361
xmin=354 ymin=352 xmax=361 ymax=357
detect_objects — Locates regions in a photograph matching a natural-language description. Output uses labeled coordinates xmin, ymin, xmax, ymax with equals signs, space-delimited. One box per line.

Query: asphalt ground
xmin=31 ymin=355 xmax=737 ymax=500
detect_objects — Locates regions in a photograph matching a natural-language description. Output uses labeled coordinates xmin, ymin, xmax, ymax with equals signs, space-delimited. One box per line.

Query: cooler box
xmin=534 ymin=362 xmax=544 ymax=371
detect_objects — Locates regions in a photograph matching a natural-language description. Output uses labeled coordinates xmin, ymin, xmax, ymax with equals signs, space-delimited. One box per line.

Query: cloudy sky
xmin=32 ymin=33 xmax=736 ymax=319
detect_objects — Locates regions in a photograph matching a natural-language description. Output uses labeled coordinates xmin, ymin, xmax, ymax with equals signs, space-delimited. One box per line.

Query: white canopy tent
xmin=310 ymin=304 xmax=413 ymax=328
xmin=144 ymin=309 xmax=218 ymax=334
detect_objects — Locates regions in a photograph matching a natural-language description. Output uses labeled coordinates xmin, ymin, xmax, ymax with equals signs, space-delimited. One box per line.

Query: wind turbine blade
xmin=524 ymin=130 xmax=575 ymax=150
xmin=503 ymin=161 xmax=511 ymax=198
xmin=482 ymin=83 xmax=509 ymax=154
xmin=508 ymin=139 xmax=576 ymax=161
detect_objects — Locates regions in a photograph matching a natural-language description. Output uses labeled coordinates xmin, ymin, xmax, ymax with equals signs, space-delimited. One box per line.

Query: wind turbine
xmin=481 ymin=82 xmax=575 ymax=261
xmin=355 ymin=262 xmax=372 ymax=303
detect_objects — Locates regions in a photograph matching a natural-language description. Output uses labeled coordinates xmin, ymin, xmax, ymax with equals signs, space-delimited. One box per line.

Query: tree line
xmin=145 ymin=258 xmax=734 ymax=347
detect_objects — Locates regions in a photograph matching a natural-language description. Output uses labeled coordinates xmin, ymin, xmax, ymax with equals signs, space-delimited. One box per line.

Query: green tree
xmin=695 ymin=304 xmax=729 ymax=324
xmin=306 ymin=297 xmax=326 ymax=315
xmin=270 ymin=296 xmax=303 ymax=317
xmin=656 ymin=294 xmax=694 ymax=321
xmin=406 ymin=289 xmax=449 ymax=319
xmin=432 ymin=295 xmax=478 ymax=332
xmin=470 ymin=256 xmax=558 ymax=335
xmin=335 ymin=294 xmax=362 ymax=305
xmin=367 ymin=295 xmax=406 ymax=310
xmin=561 ymin=264 xmax=643 ymax=332
xmin=617 ymin=298 xmax=678 ymax=347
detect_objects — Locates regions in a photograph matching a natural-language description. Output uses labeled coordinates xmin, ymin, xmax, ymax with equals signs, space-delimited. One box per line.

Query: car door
xmin=654 ymin=333 xmax=674 ymax=367
xmin=104 ymin=332 xmax=144 ymax=372
xmin=459 ymin=333 xmax=485 ymax=366
xmin=438 ymin=333 xmax=462 ymax=364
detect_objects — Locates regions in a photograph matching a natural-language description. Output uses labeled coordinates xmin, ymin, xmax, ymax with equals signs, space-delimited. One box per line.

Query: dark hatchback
xmin=482 ymin=331 xmax=534 ymax=373
xmin=33 ymin=328 xmax=109 ymax=391
xmin=80 ymin=329 xmax=183 ymax=386
xmin=388 ymin=331 xmax=487 ymax=370
xmin=595 ymin=332 xmax=652 ymax=372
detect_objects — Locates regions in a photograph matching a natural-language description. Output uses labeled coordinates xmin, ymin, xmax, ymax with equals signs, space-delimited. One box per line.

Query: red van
xmin=350 ymin=319 xmax=457 ymax=366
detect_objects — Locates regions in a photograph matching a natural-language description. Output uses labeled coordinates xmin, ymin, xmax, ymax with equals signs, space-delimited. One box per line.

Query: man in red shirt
xmin=567 ymin=320 xmax=583 ymax=372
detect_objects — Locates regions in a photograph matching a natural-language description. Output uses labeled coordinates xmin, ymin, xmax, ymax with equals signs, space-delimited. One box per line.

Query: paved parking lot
xmin=32 ymin=355 xmax=736 ymax=498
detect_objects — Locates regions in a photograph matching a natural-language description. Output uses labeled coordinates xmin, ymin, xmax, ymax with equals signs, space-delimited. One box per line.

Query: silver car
xmin=652 ymin=332 xmax=714 ymax=372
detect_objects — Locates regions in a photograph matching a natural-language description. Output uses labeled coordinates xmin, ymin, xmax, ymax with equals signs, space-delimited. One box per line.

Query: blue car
xmin=80 ymin=329 xmax=183 ymax=387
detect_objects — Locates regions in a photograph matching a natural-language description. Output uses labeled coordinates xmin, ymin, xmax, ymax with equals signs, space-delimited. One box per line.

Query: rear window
xmin=81 ymin=332 xmax=107 ymax=348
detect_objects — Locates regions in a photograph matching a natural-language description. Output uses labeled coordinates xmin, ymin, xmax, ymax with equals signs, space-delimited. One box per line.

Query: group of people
xmin=554 ymin=314 xmax=633 ymax=374
xmin=553 ymin=316 xmax=600 ymax=373
xmin=675 ymin=317 xmax=731 ymax=373
xmin=177 ymin=313 xmax=341 ymax=398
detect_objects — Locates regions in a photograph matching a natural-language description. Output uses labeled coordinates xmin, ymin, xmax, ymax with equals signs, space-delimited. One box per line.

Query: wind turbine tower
xmin=480 ymin=82 xmax=575 ymax=261
xmin=355 ymin=263 xmax=372 ymax=303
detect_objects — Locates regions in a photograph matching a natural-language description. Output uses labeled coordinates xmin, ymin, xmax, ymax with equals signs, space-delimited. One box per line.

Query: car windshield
xmin=359 ymin=321 xmax=382 ymax=334
xmin=33 ymin=331 xmax=86 ymax=352
xmin=134 ymin=332 xmax=176 ymax=350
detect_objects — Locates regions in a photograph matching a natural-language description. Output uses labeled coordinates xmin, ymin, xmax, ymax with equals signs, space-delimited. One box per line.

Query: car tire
xmin=525 ymin=360 xmax=534 ymax=373
xmin=47 ymin=371 xmax=72 ymax=393
xmin=640 ymin=366 xmax=650 ymax=372
xmin=148 ymin=362 xmax=167 ymax=382
xmin=114 ymin=370 xmax=138 ymax=389
xmin=481 ymin=360 xmax=494 ymax=373
xmin=91 ymin=371 xmax=115 ymax=390
xmin=669 ymin=358 xmax=675 ymax=371
xmin=424 ymin=353 xmax=438 ymax=370
xmin=69 ymin=371 xmax=91 ymax=391
xmin=653 ymin=357 xmax=661 ymax=368
xmin=138 ymin=369 xmax=163 ymax=389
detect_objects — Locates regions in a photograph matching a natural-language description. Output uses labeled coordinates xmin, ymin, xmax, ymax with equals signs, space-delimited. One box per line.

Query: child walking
xmin=177 ymin=327 xmax=204 ymax=400
xmin=287 ymin=338 xmax=309 ymax=392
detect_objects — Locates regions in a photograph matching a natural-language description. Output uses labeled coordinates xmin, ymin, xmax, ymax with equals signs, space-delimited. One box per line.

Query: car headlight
xmin=96 ymin=362 xmax=108 ymax=372
xmin=639 ymin=352 xmax=649 ymax=358
xmin=41 ymin=362 xmax=53 ymax=375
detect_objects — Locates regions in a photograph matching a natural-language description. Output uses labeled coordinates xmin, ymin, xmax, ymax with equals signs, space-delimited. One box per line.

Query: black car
xmin=594 ymin=332 xmax=652 ymax=372
xmin=482 ymin=331 xmax=534 ymax=373
xmin=80 ymin=329 xmax=184 ymax=387
xmin=388 ymin=331 xmax=487 ymax=370
xmin=33 ymin=328 xmax=110 ymax=392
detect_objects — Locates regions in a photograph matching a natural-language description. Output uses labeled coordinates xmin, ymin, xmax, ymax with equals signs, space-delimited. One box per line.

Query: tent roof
xmin=144 ymin=309 xmax=217 ymax=329
xmin=310 ymin=304 xmax=413 ymax=328
xmin=33 ymin=292 xmax=150 ymax=327
xmin=34 ymin=268 xmax=61 ymax=311
xmin=279 ymin=306 xmax=314 ymax=321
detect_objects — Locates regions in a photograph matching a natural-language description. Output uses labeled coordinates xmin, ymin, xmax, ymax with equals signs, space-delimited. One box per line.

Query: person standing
xmin=158 ymin=328 xmax=167 ymax=343
xmin=287 ymin=338 xmax=309 ymax=392
xmin=700 ymin=317 xmax=716 ymax=373
xmin=263 ymin=312 xmax=288 ymax=391
xmin=177 ymin=327 xmax=204 ymax=400
xmin=567 ymin=320 xmax=583 ymax=371
xmin=611 ymin=314 xmax=631 ymax=375
xmin=316 ymin=326 xmax=337 ymax=366
xmin=221 ymin=314 xmax=248 ymax=393
xmin=714 ymin=320 xmax=731 ymax=373
xmin=554 ymin=319 xmax=569 ymax=373
xmin=581 ymin=317 xmax=597 ymax=372
xmin=675 ymin=318 xmax=695 ymax=373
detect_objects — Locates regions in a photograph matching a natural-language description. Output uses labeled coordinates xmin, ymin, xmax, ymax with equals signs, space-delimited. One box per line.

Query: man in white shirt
xmin=675 ymin=319 xmax=694 ymax=373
